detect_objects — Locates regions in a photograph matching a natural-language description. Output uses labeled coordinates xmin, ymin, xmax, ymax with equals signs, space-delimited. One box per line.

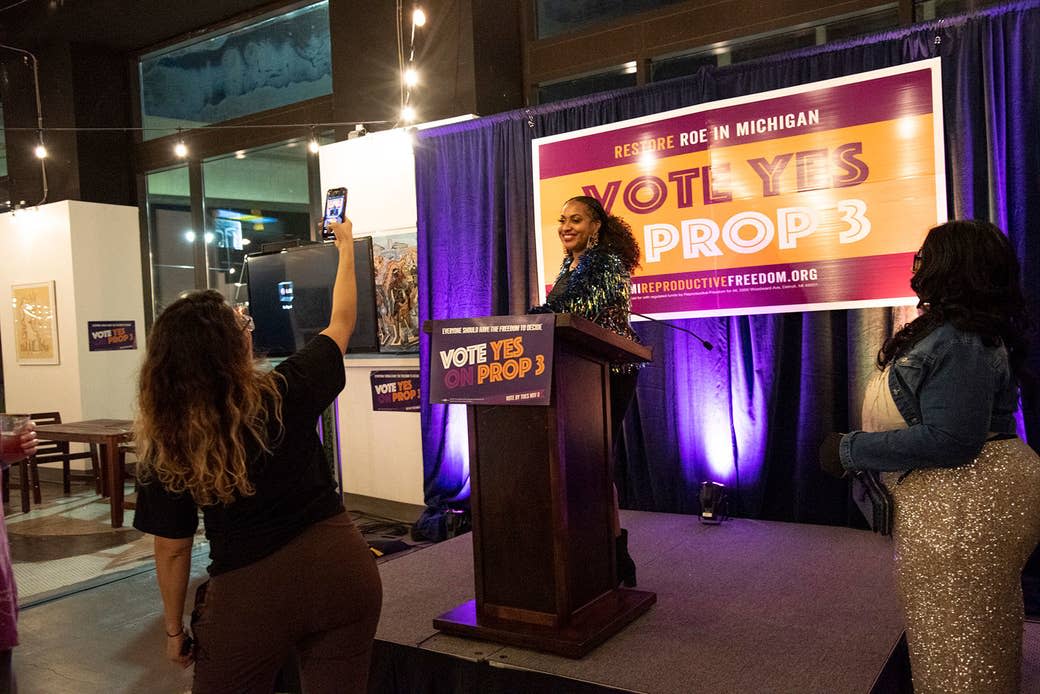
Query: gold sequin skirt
xmin=883 ymin=438 xmax=1040 ymax=694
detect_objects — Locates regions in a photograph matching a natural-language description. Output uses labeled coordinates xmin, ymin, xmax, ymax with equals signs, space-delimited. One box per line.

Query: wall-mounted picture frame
xmin=12 ymin=281 xmax=60 ymax=365
xmin=372 ymin=231 xmax=419 ymax=354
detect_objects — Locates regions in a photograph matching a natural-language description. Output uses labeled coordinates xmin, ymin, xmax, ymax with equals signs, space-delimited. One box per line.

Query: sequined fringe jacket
xmin=529 ymin=246 xmax=642 ymax=373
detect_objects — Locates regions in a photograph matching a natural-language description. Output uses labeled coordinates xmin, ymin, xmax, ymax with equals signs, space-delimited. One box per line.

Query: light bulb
xmin=308 ymin=139 xmax=320 ymax=154
xmin=401 ymin=105 xmax=417 ymax=123
xmin=412 ymin=7 xmax=426 ymax=26
xmin=174 ymin=141 xmax=188 ymax=158
xmin=34 ymin=143 xmax=48 ymax=159
xmin=404 ymin=67 xmax=419 ymax=87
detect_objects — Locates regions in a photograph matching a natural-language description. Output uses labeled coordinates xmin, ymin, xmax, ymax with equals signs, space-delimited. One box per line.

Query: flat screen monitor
xmin=245 ymin=240 xmax=379 ymax=357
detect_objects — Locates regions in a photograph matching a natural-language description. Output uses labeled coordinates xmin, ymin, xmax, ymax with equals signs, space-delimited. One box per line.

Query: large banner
xmin=532 ymin=60 xmax=946 ymax=318
xmin=428 ymin=315 xmax=555 ymax=405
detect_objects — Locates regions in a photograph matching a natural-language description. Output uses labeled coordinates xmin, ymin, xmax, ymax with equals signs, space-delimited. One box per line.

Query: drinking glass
xmin=0 ymin=414 xmax=31 ymax=467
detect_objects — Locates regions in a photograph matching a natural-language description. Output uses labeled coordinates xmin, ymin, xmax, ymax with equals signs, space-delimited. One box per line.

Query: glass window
xmin=821 ymin=5 xmax=900 ymax=42
xmin=0 ymin=103 xmax=7 ymax=178
xmin=536 ymin=0 xmax=686 ymax=39
xmin=139 ymin=1 xmax=331 ymax=140
xmin=538 ymin=64 xmax=637 ymax=104
xmin=202 ymin=140 xmax=316 ymax=307
xmin=728 ymin=27 xmax=818 ymax=64
xmin=914 ymin=0 xmax=999 ymax=21
xmin=651 ymin=51 xmax=718 ymax=83
xmin=146 ymin=167 xmax=194 ymax=315
xmin=651 ymin=5 xmax=899 ymax=83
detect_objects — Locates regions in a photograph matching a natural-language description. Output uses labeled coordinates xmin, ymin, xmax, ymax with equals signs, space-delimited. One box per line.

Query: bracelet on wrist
xmin=165 ymin=627 xmax=184 ymax=638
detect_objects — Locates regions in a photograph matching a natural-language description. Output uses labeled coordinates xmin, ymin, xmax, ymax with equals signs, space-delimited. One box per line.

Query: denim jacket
xmin=840 ymin=322 xmax=1018 ymax=472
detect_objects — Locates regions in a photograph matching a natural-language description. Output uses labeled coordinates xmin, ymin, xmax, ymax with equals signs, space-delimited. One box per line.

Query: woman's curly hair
xmin=568 ymin=195 xmax=641 ymax=272
xmin=135 ymin=290 xmax=284 ymax=506
xmin=878 ymin=219 xmax=1031 ymax=388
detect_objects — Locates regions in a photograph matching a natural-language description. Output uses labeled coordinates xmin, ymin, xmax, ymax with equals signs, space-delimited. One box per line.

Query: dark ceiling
xmin=0 ymin=0 xmax=278 ymax=53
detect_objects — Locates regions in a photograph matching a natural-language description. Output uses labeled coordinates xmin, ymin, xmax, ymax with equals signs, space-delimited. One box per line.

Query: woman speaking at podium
xmin=133 ymin=218 xmax=382 ymax=692
xmin=530 ymin=194 xmax=643 ymax=587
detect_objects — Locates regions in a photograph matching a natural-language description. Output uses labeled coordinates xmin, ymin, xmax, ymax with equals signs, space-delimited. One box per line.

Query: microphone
xmin=628 ymin=310 xmax=714 ymax=351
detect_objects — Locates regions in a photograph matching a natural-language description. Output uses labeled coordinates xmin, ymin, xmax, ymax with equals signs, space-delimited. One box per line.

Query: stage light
xmin=401 ymin=105 xmax=417 ymax=123
xmin=34 ymin=143 xmax=48 ymax=159
xmin=412 ymin=7 xmax=426 ymax=26
xmin=174 ymin=140 xmax=188 ymax=158
xmin=404 ymin=66 xmax=419 ymax=87
xmin=699 ymin=481 xmax=727 ymax=524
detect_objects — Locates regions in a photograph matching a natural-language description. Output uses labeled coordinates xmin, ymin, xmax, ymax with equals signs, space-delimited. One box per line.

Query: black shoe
xmin=615 ymin=528 xmax=637 ymax=587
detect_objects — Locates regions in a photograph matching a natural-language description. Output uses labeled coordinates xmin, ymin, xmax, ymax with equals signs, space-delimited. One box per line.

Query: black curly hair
xmin=877 ymin=219 xmax=1030 ymax=386
xmin=568 ymin=195 xmax=641 ymax=272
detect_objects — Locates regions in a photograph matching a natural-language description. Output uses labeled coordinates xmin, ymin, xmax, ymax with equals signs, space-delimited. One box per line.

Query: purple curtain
xmin=415 ymin=1 xmax=1040 ymax=525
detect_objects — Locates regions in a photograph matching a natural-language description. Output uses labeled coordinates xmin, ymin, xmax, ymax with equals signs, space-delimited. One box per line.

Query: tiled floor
xmin=4 ymin=479 xmax=427 ymax=693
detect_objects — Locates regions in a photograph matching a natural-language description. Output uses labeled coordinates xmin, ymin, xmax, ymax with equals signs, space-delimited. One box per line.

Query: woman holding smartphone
xmin=133 ymin=218 xmax=382 ymax=693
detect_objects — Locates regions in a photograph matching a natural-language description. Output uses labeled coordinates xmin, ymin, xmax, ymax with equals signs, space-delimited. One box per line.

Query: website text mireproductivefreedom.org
xmin=631 ymin=267 xmax=818 ymax=295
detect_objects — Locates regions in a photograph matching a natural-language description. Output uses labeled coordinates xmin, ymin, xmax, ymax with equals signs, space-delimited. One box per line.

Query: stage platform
xmin=11 ymin=508 xmax=1038 ymax=692
xmin=371 ymin=509 xmax=911 ymax=694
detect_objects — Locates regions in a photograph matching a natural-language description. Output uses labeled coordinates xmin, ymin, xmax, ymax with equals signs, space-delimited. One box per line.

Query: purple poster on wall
xmin=370 ymin=370 xmax=421 ymax=412
xmin=428 ymin=315 xmax=555 ymax=406
xmin=87 ymin=321 xmax=137 ymax=351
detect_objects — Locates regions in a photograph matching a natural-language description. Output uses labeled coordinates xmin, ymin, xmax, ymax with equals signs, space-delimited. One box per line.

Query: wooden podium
xmin=432 ymin=314 xmax=656 ymax=657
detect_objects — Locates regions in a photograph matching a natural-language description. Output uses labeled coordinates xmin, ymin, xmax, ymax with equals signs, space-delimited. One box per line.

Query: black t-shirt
xmin=133 ymin=335 xmax=346 ymax=576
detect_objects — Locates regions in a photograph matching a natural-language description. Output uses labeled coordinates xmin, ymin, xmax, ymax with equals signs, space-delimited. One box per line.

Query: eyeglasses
xmin=912 ymin=252 xmax=924 ymax=274
xmin=239 ymin=314 xmax=255 ymax=332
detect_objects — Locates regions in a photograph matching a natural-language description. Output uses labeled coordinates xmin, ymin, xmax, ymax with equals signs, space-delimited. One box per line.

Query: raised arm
xmin=320 ymin=218 xmax=358 ymax=353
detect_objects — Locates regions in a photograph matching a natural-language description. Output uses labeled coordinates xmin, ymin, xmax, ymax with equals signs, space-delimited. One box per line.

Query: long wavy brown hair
xmin=568 ymin=195 xmax=641 ymax=271
xmin=135 ymin=290 xmax=284 ymax=506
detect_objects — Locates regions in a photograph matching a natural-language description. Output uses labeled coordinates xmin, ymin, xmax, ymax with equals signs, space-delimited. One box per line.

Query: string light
xmin=397 ymin=2 xmax=426 ymax=126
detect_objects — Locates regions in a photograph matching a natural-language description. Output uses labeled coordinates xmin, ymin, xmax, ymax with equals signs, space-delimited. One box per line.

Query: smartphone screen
xmin=321 ymin=188 xmax=347 ymax=242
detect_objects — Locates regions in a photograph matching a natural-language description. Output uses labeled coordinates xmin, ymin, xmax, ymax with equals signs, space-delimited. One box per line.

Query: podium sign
xmin=428 ymin=315 xmax=555 ymax=405
xmin=430 ymin=314 xmax=656 ymax=658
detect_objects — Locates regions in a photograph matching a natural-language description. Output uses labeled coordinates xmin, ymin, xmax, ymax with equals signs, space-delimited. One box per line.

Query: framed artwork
xmin=12 ymin=281 xmax=60 ymax=365
xmin=372 ymin=231 xmax=419 ymax=353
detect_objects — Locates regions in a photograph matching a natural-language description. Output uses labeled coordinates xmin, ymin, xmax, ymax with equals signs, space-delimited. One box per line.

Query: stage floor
xmin=9 ymin=508 xmax=1038 ymax=692
xmin=373 ymin=509 xmax=908 ymax=693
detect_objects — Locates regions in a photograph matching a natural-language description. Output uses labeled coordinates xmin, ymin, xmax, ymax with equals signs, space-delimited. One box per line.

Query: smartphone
xmin=321 ymin=187 xmax=348 ymax=242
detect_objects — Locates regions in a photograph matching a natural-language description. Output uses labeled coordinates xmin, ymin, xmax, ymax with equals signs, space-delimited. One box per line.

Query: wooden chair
xmin=1 ymin=461 xmax=33 ymax=514
xmin=26 ymin=412 xmax=102 ymax=504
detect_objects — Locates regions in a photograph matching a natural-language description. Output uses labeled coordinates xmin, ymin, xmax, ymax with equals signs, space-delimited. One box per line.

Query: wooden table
xmin=34 ymin=419 xmax=134 ymax=528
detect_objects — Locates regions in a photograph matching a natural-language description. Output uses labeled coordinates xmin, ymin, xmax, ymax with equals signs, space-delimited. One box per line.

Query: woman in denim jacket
xmin=827 ymin=220 xmax=1040 ymax=694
